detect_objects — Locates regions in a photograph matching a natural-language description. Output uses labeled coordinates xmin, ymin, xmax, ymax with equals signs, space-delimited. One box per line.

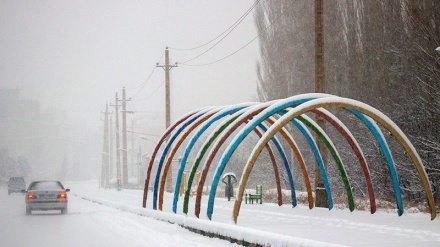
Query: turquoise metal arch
xmin=183 ymin=111 xmax=243 ymax=215
xmin=206 ymin=94 xmax=403 ymax=220
xmin=206 ymin=93 xmax=333 ymax=219
xmin=296 ymin=114 xmax=354 ymax=212
xmin=174 ymin=104 xmax=296 ymax=214
xmin=194 ymin=101 xmax=311 ymax=218
xmin=152 ymin=107 xmax=216 ymax=210
xmin=311 ymin=108 xmax=376 ymax=214
xmin=290 ymin=118 xmax=333 ymax=208
xmin=232 ymin=96 xmax=436 ymax=222
xmin=256 ymin=121 xmax=295 ymax=204
xmin=194 ymin=103 xmax=373 ymax=216
xmin=185 ymin=106 xmax=310 ymax=217
xmin=142 ymin=94 xmax=434 ymax=222
xmin=143 ymin=108 xmax=203 ymax=208
xmin=348 ymin=109 xmax=402 ymax=215
xmin=172 ymin=103 xmax=257 ymax=213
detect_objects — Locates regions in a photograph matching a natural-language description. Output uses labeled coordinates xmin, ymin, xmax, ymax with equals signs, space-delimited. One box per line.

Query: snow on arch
xmin=157 ymin=107 xmax=223 ymax=211
xmin=142 ymin=107 xmax=203 ymax=208
xmin=232 ymin=96 xmax=436 ymax=223
xmin=173 ymin=106 xmax=288 ymax=216
xmin=143 ymin=94 xmax=434 ymax=224
xmin=152 ymin=106 xmax=217 ymax=210
xmin=295 ymin=114 xmax=355 ymax=211
xmin=207 ymin=94 xmax=404 ymax=220
xmin=191 ymin=102 xmax=305 ymax=218
xmin=170 ymin=103 xmax=257 ymax=213
xmin=206 ymin=94 xmax=336 ymax=220
xmin=310 ymin=108 xmax=376 ymax=214
xmin=150 ymin=102 xmax=291 ymax=215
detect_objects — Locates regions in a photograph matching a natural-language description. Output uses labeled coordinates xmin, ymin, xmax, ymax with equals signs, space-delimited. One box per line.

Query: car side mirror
xmin=66 ymin=189 xmax=70 ymax=192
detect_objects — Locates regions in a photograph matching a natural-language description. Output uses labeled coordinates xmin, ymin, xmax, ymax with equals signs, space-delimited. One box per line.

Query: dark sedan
xmin=23 ymin=181 xmax=70 ymax=215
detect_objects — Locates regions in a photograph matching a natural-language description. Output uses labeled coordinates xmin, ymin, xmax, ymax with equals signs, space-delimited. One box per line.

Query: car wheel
xmin=26 ymin=207 xmax=31 ymax=215
xmin=61 ymin=207 xmax=68 ymax=215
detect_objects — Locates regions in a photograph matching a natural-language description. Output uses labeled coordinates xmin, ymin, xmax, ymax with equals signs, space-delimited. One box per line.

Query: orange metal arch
xmin=158 ymin=110 xmax=218 ymax=210
xmin=142 ymin=109 xmax=200 ymax=208
xmin=194 ymin=114 xmax=313 ymax=218
xmin=233 ymin=98 xmax=436 ymax=223
xmin=159 ymin=110 xmax=284 ymax=211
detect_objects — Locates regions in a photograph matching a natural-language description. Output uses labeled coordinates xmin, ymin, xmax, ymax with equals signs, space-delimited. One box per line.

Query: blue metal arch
xmin=256 ymin=121 xmax=297 ymax=206
xmin=207 ymin=94 xmax=330 ymax=219
xmin=173 ymin=103 xmax=298 ymax=213
xmin=207 ymin=94 xmax=403 ymax=219
xmin=153 ymin=108 xmax=214 ymax=210
xmin=172 ymin=103 xmax=256 ymax=213
xmin=291 ymin=118 xmax=333 ymax=209
xmin=348 ymin=109 xmax=403 ymax=215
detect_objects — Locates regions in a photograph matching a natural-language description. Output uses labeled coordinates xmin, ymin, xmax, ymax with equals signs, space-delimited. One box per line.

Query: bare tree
xmin=254 ymin=0 xmax=440 ymax=207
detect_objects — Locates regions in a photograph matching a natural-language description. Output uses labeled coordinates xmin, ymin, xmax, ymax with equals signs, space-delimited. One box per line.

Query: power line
xmin=177 ymin=0 xmax=261 ymax=64
xmin=130 ymin=52 xmax=165 ymax=99
xmin=168 ymin=0 xmax=260 ymax=52
xmin=177 ymin=1 xmax=291 ymax=67
xmin=132 ymin=80 xmax=165 ymax=102
xmin=179 ymin=36 xmax=259 ymax=67
xmin=107 ymin=1 xmax=264 ymax=103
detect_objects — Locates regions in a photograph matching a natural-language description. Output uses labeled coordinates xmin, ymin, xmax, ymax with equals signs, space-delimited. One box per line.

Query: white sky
xmin=0 ymin=0 xmax=260 ymax=132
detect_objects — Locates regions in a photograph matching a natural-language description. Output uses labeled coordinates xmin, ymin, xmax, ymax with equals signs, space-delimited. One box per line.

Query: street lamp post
xmin=139 ymin=136 xmax=157 ymax=189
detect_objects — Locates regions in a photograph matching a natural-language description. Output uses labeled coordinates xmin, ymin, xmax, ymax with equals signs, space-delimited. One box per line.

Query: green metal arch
xmin=233 ymin=97 xmax=436 ymax=223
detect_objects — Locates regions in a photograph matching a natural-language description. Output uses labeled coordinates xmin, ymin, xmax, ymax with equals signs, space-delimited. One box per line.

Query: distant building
xmin=0 ymin=88 xmax=112 ymax=181
xmin=0 ymin=88 xmax=60 ymax=179
xmin=0 ymin=89 xmax=43 ymax=159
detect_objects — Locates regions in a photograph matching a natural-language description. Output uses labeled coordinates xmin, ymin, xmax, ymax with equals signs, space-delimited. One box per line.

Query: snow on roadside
xmin=68 ymin=181 xmax=440 ymax=247
xmin=70 ymin=181 xmax=345 ymax=247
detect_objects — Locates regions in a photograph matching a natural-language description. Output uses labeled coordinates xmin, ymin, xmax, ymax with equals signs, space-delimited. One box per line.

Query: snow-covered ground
xmin=0 ymin=183 xmax=236 ymax=247
xmin=1 ymin=181 xmax=439 ymax=246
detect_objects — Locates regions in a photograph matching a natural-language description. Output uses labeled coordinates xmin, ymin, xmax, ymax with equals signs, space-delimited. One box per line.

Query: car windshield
xmin=30 ymin=181 xmax=64 ymax=190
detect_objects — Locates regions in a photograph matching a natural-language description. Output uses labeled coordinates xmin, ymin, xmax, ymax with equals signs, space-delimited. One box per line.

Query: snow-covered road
xmin=0 ymin=184 xmax=235 ymax=247
xmin=1 ymin=180 xmax=439 ymax=247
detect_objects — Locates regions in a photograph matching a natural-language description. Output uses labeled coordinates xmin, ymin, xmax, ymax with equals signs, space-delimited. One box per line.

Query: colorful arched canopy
xmin=141 ymin=94 xmax=436 ymax=223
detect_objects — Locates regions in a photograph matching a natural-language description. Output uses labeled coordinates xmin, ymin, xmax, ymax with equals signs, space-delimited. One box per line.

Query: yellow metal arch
xmin=233 ymin=97 xmax=436 ymax=223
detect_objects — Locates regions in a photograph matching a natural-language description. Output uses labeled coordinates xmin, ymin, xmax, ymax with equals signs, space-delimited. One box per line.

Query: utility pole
xmin=99 ymin=104 xmax=108 ymax=188
xmin=137 ymin=142 xmax=142 ymax=187
xmin=111 ymin=93 xmax=121 ymax=190
xmin=314 ymin=0 xmax=328 ymax=208
xmin=130 ymin=120 xmax=135 ymax=178
xmin=120 ymin=87 xmax=131 ymax=188
xmin=157 ymin=47 xmax=178 ymax=129
xmin=109 ymin=112 xmax=113 ymax=180
xmin=157 ymin=47 xmax=177 ymax=192
xmin=100 ymin=104 xmax=109 ymax=188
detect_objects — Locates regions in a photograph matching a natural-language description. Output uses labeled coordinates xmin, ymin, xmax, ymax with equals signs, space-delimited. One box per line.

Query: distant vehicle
xmin=23 ymin=181 xmax=70 ymax=215
xmin=7 ymin=177 xmax=26 ymax=195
